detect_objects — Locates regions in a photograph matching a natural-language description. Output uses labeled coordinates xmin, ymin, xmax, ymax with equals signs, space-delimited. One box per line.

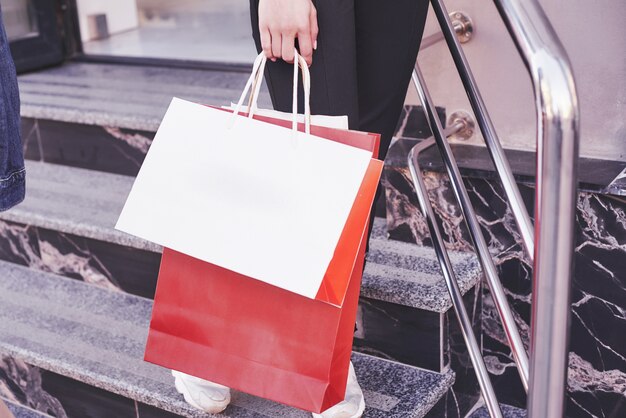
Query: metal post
xmin=430 ymin=0 xmax=535 ymax=262
xmin=412 ymin=65 xmax=530 ymax=391
xmin=491 ymin=1 xmax=580 ymax=417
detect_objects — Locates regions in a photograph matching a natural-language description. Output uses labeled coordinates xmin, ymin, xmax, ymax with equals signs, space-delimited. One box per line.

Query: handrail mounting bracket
xmin=447 ymin=110 xmax=475 ymax=140
xmin=451 ymin=11 xmax=474 ymax=43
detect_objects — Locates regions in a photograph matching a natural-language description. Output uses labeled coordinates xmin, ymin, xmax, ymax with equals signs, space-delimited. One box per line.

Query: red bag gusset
xmin=144 ymin=115 xmax=382 ymax=413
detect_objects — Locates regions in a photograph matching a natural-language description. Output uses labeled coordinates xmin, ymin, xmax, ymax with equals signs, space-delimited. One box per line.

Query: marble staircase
xmin=8 ymin=46 xmax=620 ymax=417
xmin=0 ymin=59 xmax=562 ymax=417
xmin=0 ymin=62 xmax=492 ymax=417
xmin=0 ymin=260 xmax=457 ymax=418
xmin=0 ymin=158 xmax=482 ymax=417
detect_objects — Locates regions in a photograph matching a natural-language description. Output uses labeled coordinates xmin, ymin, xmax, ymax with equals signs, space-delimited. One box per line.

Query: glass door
xmin=77 ymin=0 xmax=256 ymax=65
xmin=1 ymin=0 xmax=64 ymax=72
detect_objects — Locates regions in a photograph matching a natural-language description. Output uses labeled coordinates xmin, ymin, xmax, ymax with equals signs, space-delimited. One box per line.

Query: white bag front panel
xmin=116 ymin=98 xmax=372 ymax=299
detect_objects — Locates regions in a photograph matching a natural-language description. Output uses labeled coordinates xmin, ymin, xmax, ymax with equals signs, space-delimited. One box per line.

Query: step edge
xmin=466 ymin=402 xmax=527 ymax=418
xmin=361 ymin=267 xmax=481 ymax=313
xmin=21 ymin=104 xmax=161 ymax=133
xmin=1 ymin=396 xmax=55 ymax=418
xmin=0 ymin=341 xmax=453 ymax=418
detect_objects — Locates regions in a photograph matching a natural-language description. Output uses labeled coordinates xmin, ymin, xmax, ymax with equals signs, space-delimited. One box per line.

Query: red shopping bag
xmin=144 ymin=114 xmax=382 ymax=413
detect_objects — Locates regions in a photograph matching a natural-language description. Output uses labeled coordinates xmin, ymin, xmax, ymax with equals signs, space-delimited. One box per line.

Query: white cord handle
xmin=231 ymin=51 xmax=311 ymax=134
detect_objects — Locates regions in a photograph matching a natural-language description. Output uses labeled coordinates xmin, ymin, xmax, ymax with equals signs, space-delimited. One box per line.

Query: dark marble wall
xmin=384 ymin=160 xmax=626 ymax=417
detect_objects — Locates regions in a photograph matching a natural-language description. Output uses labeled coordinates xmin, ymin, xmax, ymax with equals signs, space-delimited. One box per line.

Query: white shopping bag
xmin=116 ymin=53 xmax=373 ymax=299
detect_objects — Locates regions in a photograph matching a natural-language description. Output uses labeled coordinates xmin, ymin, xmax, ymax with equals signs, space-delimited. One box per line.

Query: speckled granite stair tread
xmin=0 ymin=261 xmax=454 ymax=418
xmin=18 ymin=62 xmax=272 ymax=132
xmin=467 ymin=404 xmax=527 ymax=417
xmin=1 ymin=161 xmax=482 ymax=312
xmin=0 ymin=161 xmax=154 ymax=251
xmin=3 ymin=399 xmax=54 ymax=418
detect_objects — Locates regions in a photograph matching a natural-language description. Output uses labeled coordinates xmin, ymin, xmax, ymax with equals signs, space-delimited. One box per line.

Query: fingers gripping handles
xmin=232 ymin=51 xmax=312 ymax=134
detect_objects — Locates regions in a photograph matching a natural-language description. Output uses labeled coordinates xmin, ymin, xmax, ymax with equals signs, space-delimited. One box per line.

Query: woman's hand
xmin=258 ymin=0 xmax=318 ymax=66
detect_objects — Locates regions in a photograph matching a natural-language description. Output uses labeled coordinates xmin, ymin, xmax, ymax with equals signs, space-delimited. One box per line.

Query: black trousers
xmin=249 ymin=0 xmax=429 ymax=161
xmin=249 ymin=0 xmax=429 ymax=241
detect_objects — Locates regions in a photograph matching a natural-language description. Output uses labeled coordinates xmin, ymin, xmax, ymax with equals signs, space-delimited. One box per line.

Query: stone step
xmin=467 ymin=404 xmax=527 ymax=418
xmin=0 ymin=161 xmax=481 ymax=313
xmin=17 ymin=62 xmax=270 ymax=177
xmin=0 ymin=261 xmax=454 ymax=418
xmin=19 ymin=62 xmax=270 ymax=133
xmin=0 ymin=161 xmax=481 ymax=373
xmin=17 ymin=62 xmax=429 ymax=178
xmin=2 ymin=399 xmax=52 ymax=418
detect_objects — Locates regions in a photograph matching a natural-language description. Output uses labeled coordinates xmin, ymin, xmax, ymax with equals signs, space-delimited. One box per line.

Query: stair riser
xmin=354 ymin=297 xmax=443 ymax=371
xmin=0 ymin=218 xmax=449 ymax=373
xmin=22 ymin=118 xmax=154 ymax=177
xmin=21 ymin=105 xmax=437 ymax=178
xmin=0 ymin=355 xmax=179 ymax=418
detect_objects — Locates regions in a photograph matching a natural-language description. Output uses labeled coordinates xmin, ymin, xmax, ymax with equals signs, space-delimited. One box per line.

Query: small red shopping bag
xmin=144 ymin=113 xmax=382 ymax=413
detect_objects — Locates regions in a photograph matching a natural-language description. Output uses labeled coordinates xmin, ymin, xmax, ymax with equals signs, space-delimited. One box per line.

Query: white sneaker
xmin=312 ymin=362 xmax=365 ymax=418
xmin=172 ymin=370 xmax=231 ymax=414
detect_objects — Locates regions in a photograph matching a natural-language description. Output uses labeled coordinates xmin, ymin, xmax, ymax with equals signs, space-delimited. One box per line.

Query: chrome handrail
xmin=408 ymin=137 xmax=503 ymax=418
xmin=408 ymin=0 xmax=579 ymax=415
xmin=412 ymin=64 xmax=530 ymax=391
xmin=492 ymin=1 xmax=580 ymax=417
xmin=430 ymin=0 xmax=535 ymax=262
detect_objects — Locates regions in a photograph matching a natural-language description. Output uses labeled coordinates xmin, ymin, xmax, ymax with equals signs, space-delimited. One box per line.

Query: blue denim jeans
xmin=0 ymin=7 xmax=25 ymax=211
